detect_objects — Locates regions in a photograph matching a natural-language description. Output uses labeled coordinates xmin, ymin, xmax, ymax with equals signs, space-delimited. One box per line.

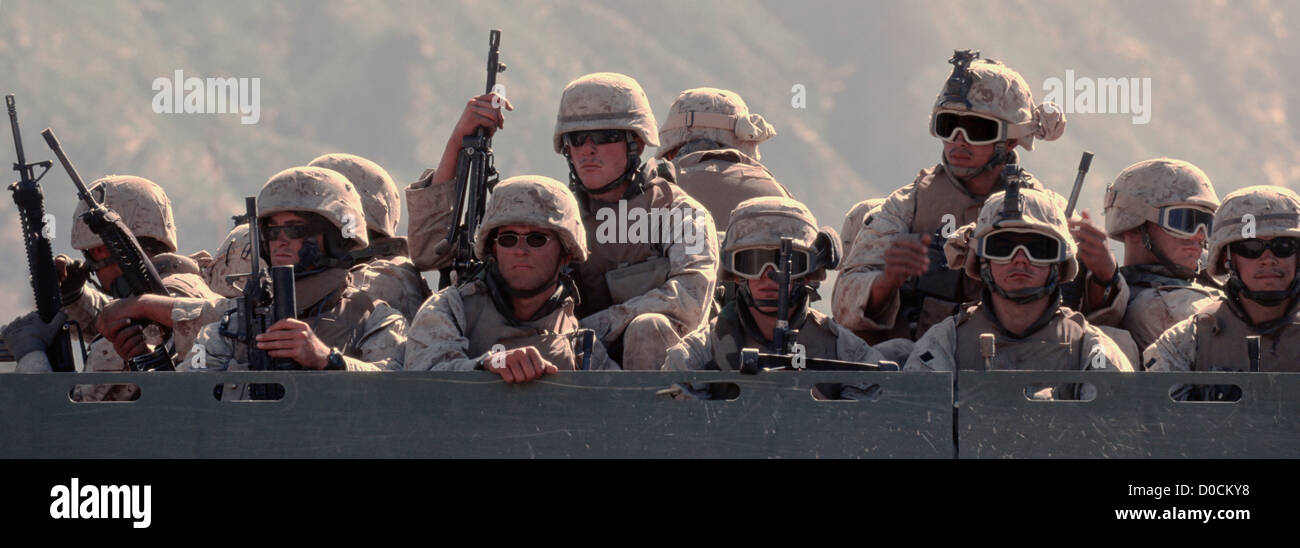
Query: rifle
xmin=1061 ymin=151 xmax=1096 ymax=310
xmin=221 ymin=198 xmax=298 ymax=372
xmin=436 ymin=29 xmax=506 ymax=288
xmin=772 ymin=237 xmax=797 ymax=354
xmin=1064 ymin=151 xmax=1094 ymax=218
xmin=41 ymin=128 xmax=173 ymax=371
xmin=7 ymin=95 xmax=75 ymax=372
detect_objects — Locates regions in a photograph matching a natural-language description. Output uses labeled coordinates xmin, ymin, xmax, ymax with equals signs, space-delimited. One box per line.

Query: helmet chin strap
xmin=736 ymin=280 xmax=813 ymax=321
xmin=942 ymin=141 xmax=1014 ymax=184
xmin=979 ymin=259 xmax=1060 ymax=305
xmin=1140 ymin=225 xmax=1198 ymax=281
xmin=1226 ymin=257 xmax=1300 ymax=308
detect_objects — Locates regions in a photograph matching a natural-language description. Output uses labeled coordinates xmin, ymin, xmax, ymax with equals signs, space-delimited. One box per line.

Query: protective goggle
xmin=495 ymin=231 xmax=553 ymax=249
xmin=976 ymin=230 xmax=1066 ymax=265
xmin=1229 ymin=237 xmax=1300 ymax=260
xmin=1156 ymin=206 xmax=1214 ymax=239
xmin=263 ymin=224 xmax=318 ymax=241
xmin=729 ymin=247 xmax=813 ymax=280
xmin=562 ymin=129 xmax=628 ymax=149
xmin=931 ymin=110 xmax=1005 ymax=146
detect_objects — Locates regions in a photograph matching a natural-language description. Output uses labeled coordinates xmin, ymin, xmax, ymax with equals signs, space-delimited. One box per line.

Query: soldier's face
xmin=567 ymin=137 xmax=629 ymax=191
xmin=745 ymin=266 xmax=802 ymax=315
xmin=266 ymin=212 xmax=324 ymax=267
xmin=1146 ymin=222 xmax=1205 ymax=270
xmin=494 ymin=224 xmax=566 ymax=293
xmin=988 ymin=250 xmax=1051 ymax=292
xmin=942 ymin=133 xmax=998 ymax=168
xmin=86 ymin=245 xmax=123 ymax=289
xmin=1231 ymin=237 xmax=1298 ymax=293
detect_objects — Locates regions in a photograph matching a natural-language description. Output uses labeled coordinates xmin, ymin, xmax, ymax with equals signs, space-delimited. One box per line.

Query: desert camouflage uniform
xmin=840 ymin=198 xmax=884 ymax=254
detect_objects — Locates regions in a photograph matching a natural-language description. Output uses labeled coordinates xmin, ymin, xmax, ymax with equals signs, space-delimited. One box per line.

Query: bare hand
xmin=485 ymin=346 xmax=557 ymax=384
xmin=881 ymin=234 xmax=932 ymax=289
xmin=1069 ymin=210 xmax=1116 ymax=283
xmin=256 ymin=318 xmax=331 ymax=369
xmin=432 ymin=93 xmax=514 ymax=186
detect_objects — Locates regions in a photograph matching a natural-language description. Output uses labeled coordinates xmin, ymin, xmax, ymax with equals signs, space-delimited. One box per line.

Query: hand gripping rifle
xmin=436 ymin=29 xmax=506 ymax=288
xmin=42 ymin=128 xmax=173 ymax=371
xmin=221 ymin=198 xmax=297 ymax=373
xmin=7 ymin=95 xmax=75 ymax=371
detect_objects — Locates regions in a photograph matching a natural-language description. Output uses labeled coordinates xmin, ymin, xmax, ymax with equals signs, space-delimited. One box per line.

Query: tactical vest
xmin=1120 ymin=264 xmax=1220 ymax=353
xmin=953 ymin=302 xmax=1093 ymax=400
xmin=888 ymin=165 xmax=1038 ymax=341
xmin=227 ymin=268 xmax=378 ymax=366
xmin=673 ymin=149 xmax=791 ymax=232
xmin=706 ymin=301 xmax=839 ymax=371
xmin=1191 ymin=300 xmax=1300 ymax=373
xmin=575 ymin=171 xmax=678 ymax=318
xmin=458 ymin=281 xmax=582 ymax=370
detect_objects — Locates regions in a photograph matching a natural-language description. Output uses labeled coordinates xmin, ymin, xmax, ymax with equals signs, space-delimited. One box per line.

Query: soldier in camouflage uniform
xmin=832 ymin=51 xmax=1069 ymax=344
xmin=1083 ymin=159 xmax=1222 ymax=359
xmin=308 ymin=153 xmax=430 ymax=321
xmin=173 ymin=166 xmax=406 ymax=377
xmin=662 ymin=196 xmax=902 ymax=371
xmin=405 ymin=176 xmax=616 ymax=381
xmin=203 ymin=223 xmax=259 ymax=299
xmin=656 ymin=88 xmax=791 ymax=233
xmin=905 ymin=183 xmax=1133 ymax=399
xmin=406 ymin=72 xmax=719 ymax=370
xmin=1145 ymin=186 xmax=1300 ymax=381
xmin=841 ymin=198 xmax=884 ymax=254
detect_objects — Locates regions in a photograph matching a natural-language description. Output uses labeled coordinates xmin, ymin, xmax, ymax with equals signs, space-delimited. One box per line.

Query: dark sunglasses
xmin=978 ymin=230 xmax=1064 ymax=264
xmin=1229 ymin=237 xmax=1300 ymax=259
xmin=563 ymin=129 xmax=628 ymax=148
xmin=931 ymin=110 xmax=1003 ymax=145
xmin=263 ymin=224 xmax=318 ymax=241
xmin=496 ymin=231 xmax=553 ymax=249
xmin=729 ymin=247 xmax=813 ymax=280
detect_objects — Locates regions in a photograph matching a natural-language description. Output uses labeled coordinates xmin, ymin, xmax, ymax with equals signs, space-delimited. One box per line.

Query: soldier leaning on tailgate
xmin=1146 ymin=186 xmax=1300 ymax=397
xmin=405 ymin=72 xmax=719 ymax=371
xmin=3 ymin=176 xmax=218 ymax=400
xmin=662 ymin=196 xmax=911 ymax=372
xmin=905 ymin=179 xmax=1133 ymax=400
xmin=655 ymin=87 xmax=791 ymax=233
xmin=166 ymin=167 xmax=407 ymax=377
xmin=308 ymin=153 xmax=431 ymax=321
xmin=404 ymin=176 xmax=616 ymax=382
xmin=832 ymin=50 xmax=1068 ymax=345
xmin=1075 ymin=159 xmax=1222 ymax=362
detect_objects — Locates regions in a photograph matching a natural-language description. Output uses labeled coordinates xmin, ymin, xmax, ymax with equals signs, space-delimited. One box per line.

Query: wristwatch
xmin=325 ymin=347 xmax=346 ymax=370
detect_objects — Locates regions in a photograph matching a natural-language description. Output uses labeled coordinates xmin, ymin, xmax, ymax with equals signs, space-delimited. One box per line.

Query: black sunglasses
xmin=263 ymin=224 xmax=318 ymax=241
xmin=563 ymin=129 xmax=628 ymax=148
xmin=1229 ymin=238 xmax=1300 ymax=259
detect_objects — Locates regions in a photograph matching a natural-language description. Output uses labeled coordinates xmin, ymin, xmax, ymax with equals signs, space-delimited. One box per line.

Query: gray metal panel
xmin=957 ymin=371 xmax=1300 ymax=458
xmin=0 ymin=371 xmax=953 ymax=458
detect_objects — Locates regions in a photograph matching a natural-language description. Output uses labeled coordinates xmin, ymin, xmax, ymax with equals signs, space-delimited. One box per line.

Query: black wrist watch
xmin=325 ymin=347 xmax=346 ymax=370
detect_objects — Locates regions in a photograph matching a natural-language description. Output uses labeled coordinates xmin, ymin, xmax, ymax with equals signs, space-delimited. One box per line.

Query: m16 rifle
xmin=219 ymin=198 xmax=296 ymax=400
xmin=436 ymin=29 xmax=506 ymax=288
xmin=42 ymin=128 xmax=173 ymax=371
xmin=7 ymin=95 xmax=75 ymax=371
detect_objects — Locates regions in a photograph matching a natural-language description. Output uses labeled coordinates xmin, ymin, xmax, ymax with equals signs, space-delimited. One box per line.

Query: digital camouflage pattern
xmin=308 ymin=153 xmax=403 ymax=239
xmin=70 ymin=175 xmax=178 ymax=252
xmin=553 ymin=72 xmax=659 ymax=153
xmin=657 ymin=87 xmax=775 ymax=161
xmin=1103 ymin=158 xmax=1219 ymax=239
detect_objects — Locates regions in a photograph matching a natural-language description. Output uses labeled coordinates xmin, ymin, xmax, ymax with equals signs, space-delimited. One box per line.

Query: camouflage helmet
xmin=656 ymin=87 xmax=776 ymax=161
xmin=928 ymin=52 xmax=1065 ymax=151
xmin=722 ymin=196 xmax=840 ymax=281
xmin=204 ymin=224 xmax=264 ymax=298
xmin=71 ymin=175 xmax=178 ymax=253
xmin=307 ymin=153 xmax=401 ymax=239
xmin=257 ymin=166 xmax=369 ymax=251
xmin=473 ymin=175 xmax=588 ymax=263
xmin=948 ymin=183 xmax=1078 ymax=282
xmin=841 ymin=198 xmax=885 ymax=252
xmin=553 ymin=72 xmax=660 ymax=154
xmin=1207 ymin=186 xmax=1300 ymax=277
xmin=1103 ymin=158 xmax=1219 ymax=239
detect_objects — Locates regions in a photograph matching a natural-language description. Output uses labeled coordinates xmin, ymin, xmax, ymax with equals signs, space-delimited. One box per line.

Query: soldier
xmin=661 ymin=196 xmax=904 ymax=371
xmin=1145 ymin=186 xmax=1300 ymax=380
xmin=1086 ymin=158 xmax=1222 ymax=356
xmin=406 ymin=72 xmax=719 ymax=370
xmin=655 ymin=87 xmax=791 ymax=233
xmin=905 ymin=183 xmax=1133 ymax=399
xmin=308 ymin=153 xmax=430 ymax=321
xmin=841 ymin=198 xmax=884 ymax=254
xmin=832 ymin=51 xmax=1068 ymax=344
xmin=404 ymin=176 xmax=615 ymax=381
xmin=3 ymin=176 xmax=217 ymax=399
xmin=203 ymin=223 xmax=258 ymax=299
xmin=172 ymin=166 xmax=406 ymax=375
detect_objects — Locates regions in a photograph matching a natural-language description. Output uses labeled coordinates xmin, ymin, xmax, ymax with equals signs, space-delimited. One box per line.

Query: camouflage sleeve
xmin=1078 ymin=270 xmax=1129 ymax=326
xmin=661 ymin=325 xmax=714 ymax=371
xmin=903 ymin=317 xmax=958 ymax=372
xmin=581 ymin=196 xmax=719 ymax=344
xmin=1143 ymin=316 xmax=1197 ymax=372
xmin=405 ymin=168 xmax=457 ymax=272
xmin=1080 ymin=324 xmax=1135 ymax=372
xmin=63 ymin=285 xmax=112 ymax=338
xmin=402 ymin=287 xmax=483 ymax=371
xmin=344 ymin=301 xmax=407 ymax=371
xmin=832 ymin=185 xmax=917 ymax=331
xmin=839 ymin=199 xmax=874 ymax=252
xmin=170 ymin=296 xmax=233 ymax=359
xmin=831 ymin=322 xmax=888 ymax=365
xmin=179 ymin=319 xmax=237 ymax=372
xmin=347 ymin=257 xmax=430 ymax=321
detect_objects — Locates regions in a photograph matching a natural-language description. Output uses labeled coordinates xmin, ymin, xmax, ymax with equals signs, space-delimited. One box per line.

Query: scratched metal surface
xmin=0 ymin=371 xmax=953 ymax=458
xmin=957 ymin=371 xmax=1300 ymax=458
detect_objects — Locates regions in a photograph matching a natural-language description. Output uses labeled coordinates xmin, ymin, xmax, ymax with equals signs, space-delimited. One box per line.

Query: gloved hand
xmin=56 ymin=254 xmax=91 ymax=304
xmin=2 ymin=310 xmax=68 ymax=360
